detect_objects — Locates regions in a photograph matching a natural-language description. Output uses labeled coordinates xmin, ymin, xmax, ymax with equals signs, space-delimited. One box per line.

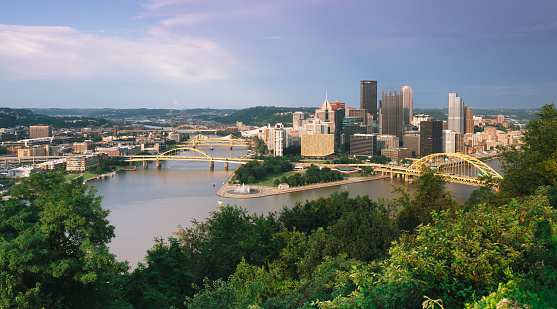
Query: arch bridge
xmin=182 ymin=134 xmax=249 ymax=149
xmin=357 ymin=153 xmax=502 ymax=189
xmin=126 ymin=147 xmax=252 ymax=170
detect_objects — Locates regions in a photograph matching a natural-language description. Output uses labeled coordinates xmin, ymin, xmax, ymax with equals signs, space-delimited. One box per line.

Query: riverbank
xmin=217 ymin=174 xmax=389 ymax=199
xmin=83 ymin=166 xmax=136 ymax=183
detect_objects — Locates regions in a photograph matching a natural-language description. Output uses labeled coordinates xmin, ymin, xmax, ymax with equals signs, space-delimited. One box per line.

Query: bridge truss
xmin=406 ymin=153 xmax=502 ymax=187
xmin=182 ymin=134 xmax=249 ymax=148
xmin=354 ymin=153 xmax=502 ymax=188
xmin=126 ymin=147 xmax=251 ymax=170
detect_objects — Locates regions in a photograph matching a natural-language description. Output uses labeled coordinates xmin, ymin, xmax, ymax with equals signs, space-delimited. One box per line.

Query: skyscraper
xmin=360 ymin=80 xmax=377 ymax=119
xmin=420 ymin=118 xmax=443 ymax=156
xmin=400 ymin=85 xmax=413 ymax=126
xmin=464 ymin=106 xmax=474 ymax=134
xmin=448 ymin=93 xmax=464 ymax=133
xmin=379 ymin=90 xmax=404 ymax=140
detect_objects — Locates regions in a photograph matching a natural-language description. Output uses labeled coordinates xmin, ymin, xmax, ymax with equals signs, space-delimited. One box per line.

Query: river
xmin=88 ymin=147 xmax=501 ymax=266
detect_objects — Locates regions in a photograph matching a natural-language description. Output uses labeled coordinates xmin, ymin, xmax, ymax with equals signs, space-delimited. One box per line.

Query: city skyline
xmin=1 ymin=0 xmax=556 ymax=110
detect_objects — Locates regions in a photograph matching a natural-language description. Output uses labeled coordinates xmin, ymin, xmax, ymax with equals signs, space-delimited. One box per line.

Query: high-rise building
xmin=29 ymin=125 xmax=52 ymax=139
xmin=301 ymin=134 xmax=334 ymax=157
xmin=403 ymin=132 xmax=420 ymax=157
xmin=420 ymin=118 xmax=443 ymax=156
xmin=379 ymin=90 xmax=404 ymax=141
xmin=350 ymin=134 xmax=376 ymax=157
xmin=443 ymin=130 xmax=456 ymax=153
xmin=400 ymin=86 xmax=413 ymax=126
xmin=345 ymin=107 xmax=368 ymax=125
xmin=293 ymin=112 xmax=305 ymax=131
xmin=376 ymin=134 xmax=399 ymax=155
xmin=268 ymin=124 xmax=285 ymax=156
xmin=448 ymin=93 xmax=464 ymax=133
xmin=329 ymin=100 xmax=345 ymax=111
xmin=360 ymin=80 xmax=377 ymax=119
xmin=464 ymin=106 xmax=474 ymax=134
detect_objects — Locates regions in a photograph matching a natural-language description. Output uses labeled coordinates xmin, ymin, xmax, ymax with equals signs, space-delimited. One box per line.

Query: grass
xmin=64 ymin=172 xmax=99 ymax=181
xmin=258 ymin=171 xmax=299 ymax=187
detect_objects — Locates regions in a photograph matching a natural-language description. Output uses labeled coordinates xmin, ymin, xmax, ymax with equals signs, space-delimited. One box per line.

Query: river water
xmin=89 ymin=147 xmax=501 ymax=266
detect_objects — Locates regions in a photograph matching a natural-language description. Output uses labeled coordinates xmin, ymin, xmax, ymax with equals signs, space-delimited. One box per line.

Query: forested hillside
xmin=0 ymin=107 xmax=111 ymax=128
xmin=196 ymin=106 xmax=317 ymax=126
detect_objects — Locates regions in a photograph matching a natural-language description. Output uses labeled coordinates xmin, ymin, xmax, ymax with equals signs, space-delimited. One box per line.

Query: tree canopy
xmin=0 ymin=171 xmax=128 ymax=308
xmin=499 ymin=103 xmax=557 ymax=198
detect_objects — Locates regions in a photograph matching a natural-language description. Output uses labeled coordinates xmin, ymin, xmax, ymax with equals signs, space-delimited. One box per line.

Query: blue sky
xmin=1 ymin=0 xmax=556 ymax=110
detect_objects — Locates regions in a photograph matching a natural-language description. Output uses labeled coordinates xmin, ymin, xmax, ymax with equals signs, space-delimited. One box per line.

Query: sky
xmin=1 ymin=0 xmax=556 ymax=110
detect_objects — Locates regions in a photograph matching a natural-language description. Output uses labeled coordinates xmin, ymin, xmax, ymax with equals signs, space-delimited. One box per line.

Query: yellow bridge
xmin=351 ymin=153 xmax=503 ymax=188
xmin=181 ymin=135 xmax=249 ymax=149
xmin=127 ymin=147 xmax=253 ymax=170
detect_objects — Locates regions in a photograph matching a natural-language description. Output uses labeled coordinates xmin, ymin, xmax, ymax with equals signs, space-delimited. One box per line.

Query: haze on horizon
xmin=0 ymin=0 xmax=556 ymax=110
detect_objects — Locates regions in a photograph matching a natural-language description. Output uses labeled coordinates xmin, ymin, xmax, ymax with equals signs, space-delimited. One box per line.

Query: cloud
xmin=267 ymin=36 xmax=283 ymax=40
xmin=0 ymin=24 xmax=240 ymax=83
xmin=519 ymin=20 xmax=557 ymax=33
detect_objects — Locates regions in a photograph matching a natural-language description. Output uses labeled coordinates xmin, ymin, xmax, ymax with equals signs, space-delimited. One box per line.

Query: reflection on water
xmin=90 ymin=149 xmax=501 ymax=266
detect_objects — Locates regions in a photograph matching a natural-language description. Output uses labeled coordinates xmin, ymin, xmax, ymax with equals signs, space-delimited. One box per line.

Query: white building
xmin=400 ymin=86 xmax=413 ymax=126
xmin=267 ymin=123 xmax=285 ymax=156
xmin=448 ymin=93 xmax=464 ymax=133
xmin=443 ymin=130 xmax=456 ymax=153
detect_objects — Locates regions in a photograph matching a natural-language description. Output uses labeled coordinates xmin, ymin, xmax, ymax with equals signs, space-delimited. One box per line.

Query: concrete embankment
xmin=217 ymin=174 xmax=389 ymax=199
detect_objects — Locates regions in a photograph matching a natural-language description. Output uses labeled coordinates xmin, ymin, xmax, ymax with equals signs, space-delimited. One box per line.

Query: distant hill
xmin=30 ymin=108 xmax=237 ymax=119
xmin=415 ymin=108 xmax=539 ymax=122
xmin=0 ymin=108 xmax=112 ymax=129
xmin=29 ymin=108 xmax=111 ymax=117
xmin=195 ymin=106 xmax=317 ymax=126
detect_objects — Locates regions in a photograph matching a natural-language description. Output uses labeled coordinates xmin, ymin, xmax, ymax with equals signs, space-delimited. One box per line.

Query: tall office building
xmin=400 ymin=86 xmax=413 ymax=126
xmin=293 ymin=112 xmax=305 ymax=131
xmin=420 ymin=118 xmax=443 ymax=156
xmin=379 ymin=90 xmax=404 ymax=141
xmin=448 ymin=93 xmax=464 ymax=133
xmin=360 ymin=80 xmax=377 ymax=119
xmin=464 ymin=106 xmax=474 ymax=134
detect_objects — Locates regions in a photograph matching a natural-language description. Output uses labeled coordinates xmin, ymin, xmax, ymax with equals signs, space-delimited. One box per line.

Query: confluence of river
xmin=88 ymin=147 xmax=501 ymax=266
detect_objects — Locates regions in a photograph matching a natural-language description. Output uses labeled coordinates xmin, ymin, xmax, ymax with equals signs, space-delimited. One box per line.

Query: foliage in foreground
xmin=0 ymin=172 xmax=129 ymax=308
xmin=317 ymin=186 xmax=557 ymax=309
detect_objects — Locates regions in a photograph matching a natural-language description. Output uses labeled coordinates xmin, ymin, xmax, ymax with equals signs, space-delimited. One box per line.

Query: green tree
xmin=0 ymin=171 xmax=128 ymax=308
xmin=324 ymin=186 xmax=557 ymax=309
xmin=125 ymin=237 xmax=194 ymax=309
xmin=176 ymin=205 xmax=279 ymax=283
xmin=397 ymin=166 xmax=457 ymax=232
xmin=499 ymin=103 xmax=557 ymax=198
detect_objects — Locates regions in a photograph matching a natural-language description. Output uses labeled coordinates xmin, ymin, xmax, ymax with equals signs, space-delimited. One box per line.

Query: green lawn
xmin=258 ymin=171 xmax=299 ymax=187
xmin=64 ymin=172 xmax=99 ymax=181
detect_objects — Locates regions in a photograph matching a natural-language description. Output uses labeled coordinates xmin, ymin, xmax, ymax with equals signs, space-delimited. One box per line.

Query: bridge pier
xmin=156 ymin=160 xmax=161 ymax=169
xmin=143 ymin=161 xmax=148 ymax=169
xmin=224 ymin=162 xmax=229 ymax=171
xmin=210 ymin=161 xmax=214 ymax=170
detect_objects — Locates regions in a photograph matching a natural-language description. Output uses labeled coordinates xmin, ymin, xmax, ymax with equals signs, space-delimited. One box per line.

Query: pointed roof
xmin=321 ymin=99 xmax=332 ymax=111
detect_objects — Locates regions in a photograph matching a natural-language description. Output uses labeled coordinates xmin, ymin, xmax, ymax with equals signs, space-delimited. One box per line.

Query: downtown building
xmin=400 ymin=86 xmax=413 ymax=126
xmin=360 ymin=80 xmax=378 ymax=120
xmin=29 ymin=125 xmax=52 ymax=139
xmin=420 ymin=118 xmax=443 ymax=156
xmin=379 ymin=89 xmax=404 ymax=141
xmin=448 ymin=93 xmax=464 ymax=133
